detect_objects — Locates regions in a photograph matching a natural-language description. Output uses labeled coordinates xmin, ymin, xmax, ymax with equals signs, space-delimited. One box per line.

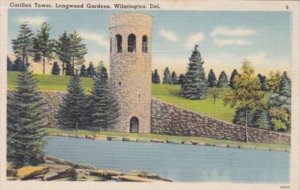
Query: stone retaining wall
xmin=151 ymin=99 xmax=291 ymax=144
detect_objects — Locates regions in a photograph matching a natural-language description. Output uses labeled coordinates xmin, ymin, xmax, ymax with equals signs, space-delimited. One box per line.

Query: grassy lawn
xmin=8 ymin=71 xmax=271 ymax=122
xmin=46 ymin=128 xmax=290 ymax=150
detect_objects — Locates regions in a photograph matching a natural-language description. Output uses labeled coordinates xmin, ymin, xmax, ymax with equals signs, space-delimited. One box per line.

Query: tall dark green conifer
xmin=58 ymin=71 xmax=87 ymax=130
xmin=79 ymin=65 xmax=88 ymax=77
xmin=90 ymin=70 xmax=119 ymax=131
xmin=229 ymin=69 xmax=239 ymax=88
xmin=87 ymin=62 xmax=96 ymax=77
xmin=279 ymin=71 xmax=291 ymax=97
xmin=56 ymin=32 xmax=71 ymax=75
xmin=181 ymin=45 xmax=207 ymax=99
xmin=51 ymin=62 xmax=61 ymax=75
xmin=217 ymin=71 xmax=228 ymax=88
xmin=171 ymin=71 xmax=178 ymax=84
xmin=7 ymin=68 xmax=48 ymax=167
xmin=152 ymin=69 xmax=161 ymax=84
xmin=69 ymin=31 xmax=87 ymax=71
xmin=163 ymin=67 xmax=172 ymax=84
xmin=207 ymin=69 xmax=217 ymax=87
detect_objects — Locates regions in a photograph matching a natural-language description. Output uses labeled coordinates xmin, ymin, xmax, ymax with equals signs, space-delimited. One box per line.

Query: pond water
xmin=44 ymin=136 xmax=289 ymax=183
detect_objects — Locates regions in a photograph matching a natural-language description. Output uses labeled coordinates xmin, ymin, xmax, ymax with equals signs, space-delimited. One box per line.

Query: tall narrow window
xmin=128 ymin=34 xmax=136 ymax=52
xmin=142 ymin=35 xmax=148 ymax=53
xmin=115 ymin=34 xmax=122 ymax=52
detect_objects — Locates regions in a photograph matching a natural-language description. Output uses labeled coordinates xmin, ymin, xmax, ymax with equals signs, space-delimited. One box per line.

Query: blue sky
xmin=8 ymin=9 xmax=291 ymax=76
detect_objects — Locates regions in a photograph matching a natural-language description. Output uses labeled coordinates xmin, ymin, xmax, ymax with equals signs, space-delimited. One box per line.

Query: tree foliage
xmin=87 ymin=62 xmax=96 ymax=77
xmin=267 ymin=71 xmax=281 ymax=93
xmin=217 ymin=71 xmax=228 ymax=88
xmin=56 ymin=32 xmax=72 ymax=75
xmin=171 ymin=71 xmax=178 ymax=84
xmin=79 ymin=65 xmax=88 ymax=77
xmin=163 ymin=67 xmax=172 ymax=84
xmin=257 ymin=74 xmax=268 ymax=91
xmin=180 ymin=45 xmax=207 ymax=99
xmin=229 ymin=69 xmax=239 ymax=88
xmin=51 ymin=62 xmax=61 ymax=75
xmin=69 ymin=31 xmax=87 ymax=71
xmin=207 ymin=69 xmax=217 ymax=87
xmin=7 ymin=68 xmax=47 ymax=167
xmin=279 ymin=71 xmax=291 ymax=97
xmin=208 ymin=87 xmax=219 ymax=104
xmin=152 ymin=69 xmax=161 ymax=84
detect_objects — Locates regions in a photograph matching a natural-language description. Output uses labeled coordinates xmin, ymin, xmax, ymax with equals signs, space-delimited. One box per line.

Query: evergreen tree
xmin=152 ymin=69 xmax=161 ymax=84
xmin=7 ymin=56 xmax=14 ymax=71
xmin=58 ymin=71 xmax=88 ymax=130
xmin=32 ymin=22 xmax=55 ymax=74
xmin=217 ymin=71 xmax=228 ymax=88
xmin=51 ymin=62 xmax=60 ymax=75
xmin=178 ymin=74 xmax=186 ymax=85
xmin=79 ymin=65 xmax=88 ymax=77
xmin=14 ymin=57 xmax=27 ymax=71
xmin=279 ymin=71 xmax=291 ymax=97
xmin=253 ymin=108 xmax=270 ymax=129
xmin=181 ymin=45 xmax=207 ymax=99
xmin=207 ymin=69 xmax=217 ymax=87
xmin=163 ymin=67 xmax=172 ymax=84
xmin=12 ymin=23 xmax=34 ymax=67
xmin=56 ymin=32 xmax=72 ymax=75
xmin=267 ymin=71 xmax=281 ymax=93
xmin=171 ymin=71 xmax=178 ymax=84
xmin=87 ymin=62 xmax=96 ymax=77
xmin=229 ymin=69 xmax=239 ymax=88
xmin=232 ymin=107 xmax=254 ymax=127
xmin=69 ymin=31 xmax=87 ymax=70
xmin=7 ymin=68 xmax=48 ymax=167
xmin=96 ymin=63 xmax=108 ymax=81
xmin=90 ymin=70 xmax=119 ymax=131
xmin=65 ymin=63 xmax=74 ymax=76
xmin=258 ymin=74 xmax=268 ymax=91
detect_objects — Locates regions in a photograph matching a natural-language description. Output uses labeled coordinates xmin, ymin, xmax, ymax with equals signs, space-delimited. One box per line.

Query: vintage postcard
xmin=0 ymin=0 xmax=299 ymax=190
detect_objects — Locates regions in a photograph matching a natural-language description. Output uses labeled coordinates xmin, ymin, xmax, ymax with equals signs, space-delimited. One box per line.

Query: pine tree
xmin=181 ymin=45 xmax=207 ymax=99
xmin=7 ymin=56 xmax=14 ymax=71
xmin=79 ymin=65 xmax=88 ymax=77
xmin=58 ymin=71 xmax=88 ymax=130
xmin=87 ymin=62 xmax=96 ymax=77
xmin=229 ymin=69 xmax=239 ymax=88
xmin=152 ymin=69 xmax=161 ymax=84
xmin=96 ymin=63 xmax=108 ymax=81
xmin=163 ymin=67 xmax=172 ymax=84
xmin=90 ymin=70 xmax=119 ymax=131
xmin=207 ymin=69 xmax=217 ymax=87
xmin=217 ymin=71 xmax=228 ymax=88
xmin=56 ymin=32 xmax=72 ymax=75
xmin=12 ymin=23 xmax=34 ymax=67
xmin=171 ymin=71 xmax=178 ymax=84
xmin=65 ymin=63 xmax=74 ymax=76
xmin=69 ymin=31 xmax=87 ymax=70
xmin=279 ymin=71 xmax=291 ymax=97
xmin=32 ymin=22 xmax=55 ymax=74
xmin=253 ymin=108 xmax=270 ymax=129
xmin=232 ymin=107 xmax=254 ymax=127
xmin=178 ymin=74 xmax=186 ymax=85
xmin=7 ymin=68 xmax=48 ymax=167
xmin=14 ymin=57 xmax=27 ymax=71
xmin=51 ymin=62 xmax=61 ymax=75
xmin=258 ymin=74 xmax=268 ymax=91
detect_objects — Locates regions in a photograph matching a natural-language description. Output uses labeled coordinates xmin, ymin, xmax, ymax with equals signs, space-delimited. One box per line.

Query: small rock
xmin=150 ymin=139 xmax=164 ymax=143
xmin=118 ymin=175 xmax=153 ymax=182
xmin=89 ymin=169 xmax=123 ymax=177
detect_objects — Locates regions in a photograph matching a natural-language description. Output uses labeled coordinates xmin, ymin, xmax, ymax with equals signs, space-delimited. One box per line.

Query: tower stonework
xmin=109 ymin=13 xmax=152 ymax=133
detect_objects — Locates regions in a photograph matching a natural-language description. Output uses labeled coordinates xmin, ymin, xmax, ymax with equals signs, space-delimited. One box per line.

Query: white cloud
xmin=81 ymin=32 xmax=109 ymax=48
xmin=213 ymin=39 xmax=251 ymax=47
xmin=211 ymin=27 xmax=256 ymax=37
xmin=17 ymin=16 xmax=48 ymax=26
xmin=159 ymin=29 xmax=178 ymax=41
xmin=186 ymin=32 xmax=205 ymax=50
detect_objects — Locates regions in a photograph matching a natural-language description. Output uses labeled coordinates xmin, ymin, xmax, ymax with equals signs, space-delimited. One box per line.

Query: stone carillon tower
xmin=109 ymin=13 xmax=152 ymax=133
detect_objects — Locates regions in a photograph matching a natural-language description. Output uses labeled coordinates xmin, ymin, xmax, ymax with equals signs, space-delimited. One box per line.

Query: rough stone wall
xmin=109 ymin=13 xmax=152 ymax=133
xmin=151 ymin=99 xmax=291 ymax=144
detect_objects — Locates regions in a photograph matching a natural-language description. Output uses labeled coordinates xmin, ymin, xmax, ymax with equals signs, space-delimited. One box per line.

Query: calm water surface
xmin=44 ymin=136 xmax=289 ymax=182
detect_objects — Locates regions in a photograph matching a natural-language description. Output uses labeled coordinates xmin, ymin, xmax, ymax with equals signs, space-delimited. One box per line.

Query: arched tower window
xmin=115 ymin=34 xmax=122 ymax=52
xmin=142 ymin=35 xmax=148 ymax=53
xmin=128 ymin=34 xmax=136 ymax=52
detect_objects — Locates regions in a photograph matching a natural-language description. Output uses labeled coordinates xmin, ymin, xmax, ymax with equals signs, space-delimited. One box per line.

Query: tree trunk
xmin=245 ymin=109 xmax=248 ymax=143
xmin=62 ymin=62 xmax=65 ymax=75
xmin=43 ymin=57 xmax=46 ymax=74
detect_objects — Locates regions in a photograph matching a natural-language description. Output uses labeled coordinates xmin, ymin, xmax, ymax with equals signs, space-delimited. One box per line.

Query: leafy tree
xmin=217 ymin=71 xmax=228 ymax=88
xmin=181 ymin=45 xmax=207 ymax=99
xmin=229 ymin=69 xmax=239 ymax=88
xmin=257 ymin=74 xmax=268 ymax=91
xmin=32 ymin=22 xmax=55 ymax=74
xmin=152 ymin=69 xmax=161 ymax=84
xmin=58 ymin=71 xmax=88 ymax=130
xmin=224 ymin=60 xmax=264 ymax=142
xmin=56 ymin=32 xmax=71 ymax=75
xmin=279 ymin=71 xmax=291 ymax=97
xmin=87 ymin=62 xmax=96 ymax=77
xmin=207 ymin=69 xmax=217 ymax=87
xmin=178 ymin=74 xmax=186 ymax=85
xmin=12 ymin=23 xmax=34 ymax=68
xmin=163 ymin=67 xmax=172 ymax=84
xmin=208 ymin=87 xmax=219 ymax=104
xmin=51 ymin=62 xmax=61 ymax=75
xmin=7 ymin=56 xmax=14 ymax=71
xmin=90 ymin=70 xmax=119 ymax=131
xmin=65 ymin=63 xmax=74 ymax=76
xmin=7 ymin=68 xmax=48 ymax=167
xmin=171 ymin=71 xmax=178 ymax=84
xmin=69 ymin=31 xmax=87 ymax=71
xmin=79 ymin=65 xmax=88 ymax=77
xmin=232 ymin=107 xmax=254 ymax=127
xmin=267 ymin=71 xmax=281 ymax=92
